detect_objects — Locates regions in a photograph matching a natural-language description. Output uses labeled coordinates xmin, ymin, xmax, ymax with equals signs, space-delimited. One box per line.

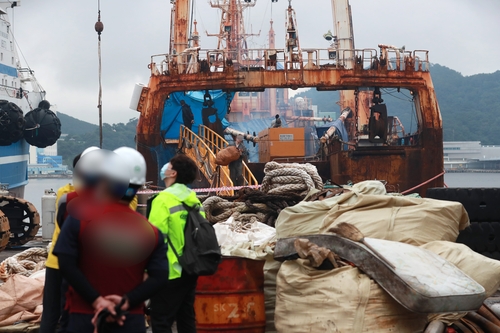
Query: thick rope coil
xmin=264 ymin=161 xmax=324 ymax=190
xmin=0 ymin=247 xmax=48 ymax=281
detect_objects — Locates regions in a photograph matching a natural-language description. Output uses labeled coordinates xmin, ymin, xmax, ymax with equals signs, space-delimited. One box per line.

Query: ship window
xmin=9 ymin=41 xmax=12 ymax=51
xmin=1 ymin=53 xmax=3 ymax=61
xmin=1 ymin=40 xmax=5 ymax=49
xmin=11 ymin=57 xmax=13 ymax=65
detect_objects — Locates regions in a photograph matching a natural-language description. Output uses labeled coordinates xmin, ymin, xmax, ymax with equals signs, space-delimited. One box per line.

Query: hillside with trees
xmin=58 ymin=118 xmax=137 ymax=167
xmin=294 ymin=64 xmax=500 ymax=144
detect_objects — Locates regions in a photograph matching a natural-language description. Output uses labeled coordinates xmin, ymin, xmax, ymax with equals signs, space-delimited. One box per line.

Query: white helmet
xmin=113 ymin=147 xmax=147 ymax=186
xmin=81 ymin=146 xmax=100 ymax=157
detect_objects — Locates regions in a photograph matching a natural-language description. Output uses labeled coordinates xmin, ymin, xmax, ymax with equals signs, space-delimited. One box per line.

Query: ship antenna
xmin=95 ymin=0 xmax=104 ymax=148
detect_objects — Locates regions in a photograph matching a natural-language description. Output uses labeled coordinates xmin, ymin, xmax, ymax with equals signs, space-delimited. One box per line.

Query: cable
xmin=96 ymin=0 xmax=103 ymax=148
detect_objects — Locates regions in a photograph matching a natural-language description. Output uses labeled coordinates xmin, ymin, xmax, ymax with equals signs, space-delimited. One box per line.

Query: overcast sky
xmin=10 ymin=0 xmax=500 ymax=125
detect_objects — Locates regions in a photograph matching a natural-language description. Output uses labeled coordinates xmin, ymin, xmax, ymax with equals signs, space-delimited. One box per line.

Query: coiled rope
xmin=0 ymin=247 xmax=48 ymax=281
xmin=261 ymin=162 xmax=323 ymax=196
xmin=202 ymin=162 xmax=323 ymax=227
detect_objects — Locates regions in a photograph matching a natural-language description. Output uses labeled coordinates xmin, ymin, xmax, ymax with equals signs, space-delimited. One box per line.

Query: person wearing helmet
xmin=113 ymin=147 xmax=147 ymax=209
xmin=54 ymin=150 xmax=169 ymax=333
xmin=40 ymin=146 xmax=99 ymax=333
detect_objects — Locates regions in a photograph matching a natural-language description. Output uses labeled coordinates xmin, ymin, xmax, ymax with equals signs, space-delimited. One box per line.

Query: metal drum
xmin=195 ymin=257 xmax=266 ymax=333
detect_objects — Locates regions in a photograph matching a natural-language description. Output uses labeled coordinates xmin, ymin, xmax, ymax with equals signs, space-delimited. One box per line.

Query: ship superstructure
xmin=132 ymin=0 xmax=444 ymax=196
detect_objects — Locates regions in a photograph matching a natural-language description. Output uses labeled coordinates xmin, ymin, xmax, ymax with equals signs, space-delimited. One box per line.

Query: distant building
xmin=28 ymin=137 xmax=70 ymax=177
xmin=444 ymin=141 xmax=500 ymax=170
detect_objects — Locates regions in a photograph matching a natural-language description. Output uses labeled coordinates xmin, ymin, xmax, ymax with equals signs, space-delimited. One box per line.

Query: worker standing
xmin=180 ymin=100 xmax=194 ymax=131
xmin=148 ymin=154 xmax=204 ymax=333
xmin=40 ymin=146 xmax=99 ymax=333
xmin=228 ymin=134 xmax=248 ymax=187
xmin=54 ymin=150 xmax=169 ymax=333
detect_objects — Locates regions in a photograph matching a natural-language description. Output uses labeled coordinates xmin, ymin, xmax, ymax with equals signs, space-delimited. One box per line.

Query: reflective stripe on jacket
xmin=148 ymin=183 xmax=205 ymax=280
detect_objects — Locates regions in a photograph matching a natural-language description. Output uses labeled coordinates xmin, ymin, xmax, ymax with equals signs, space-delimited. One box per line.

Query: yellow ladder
xmin=178 ymin=125 xmax=233 ymax=195
xmin=198 ymin=125 xmax=258 ymax=187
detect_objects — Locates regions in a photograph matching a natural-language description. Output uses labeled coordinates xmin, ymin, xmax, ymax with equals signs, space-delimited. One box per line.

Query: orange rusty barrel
xmin=195 ymin=257 xmax=266 ymax=333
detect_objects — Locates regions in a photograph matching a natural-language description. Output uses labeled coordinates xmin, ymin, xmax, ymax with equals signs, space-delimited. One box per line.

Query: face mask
xmin=160 ymin=162 xmax=171 ymax=180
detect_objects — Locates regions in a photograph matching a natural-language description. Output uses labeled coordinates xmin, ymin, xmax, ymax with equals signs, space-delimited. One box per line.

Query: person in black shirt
xmin=180 ymin=100 xmax=194 ymax=130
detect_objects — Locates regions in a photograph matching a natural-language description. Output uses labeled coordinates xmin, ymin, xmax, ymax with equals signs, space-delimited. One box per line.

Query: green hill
xmin=58 ymin=112 xmax=98 ymax=136
xmin=57 ymin=117 xmax=138 ymax=168
xmin=294 ymin=65 xmax=500 ymax=144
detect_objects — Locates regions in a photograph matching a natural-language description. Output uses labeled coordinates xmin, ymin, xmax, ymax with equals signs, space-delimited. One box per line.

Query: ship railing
xmin=178 ymin=125 xmax=234 ymax=196
xmin=198 ymin=125 xmax=259 ymax=187
xmin=414 ymin=50 xmax=430 ymax=71
xmin=149 ymin=47 xmax=430 ymax=75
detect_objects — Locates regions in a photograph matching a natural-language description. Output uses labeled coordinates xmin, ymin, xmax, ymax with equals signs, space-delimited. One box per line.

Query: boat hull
xmin=0 ymin=140 xmax=29 ymax=197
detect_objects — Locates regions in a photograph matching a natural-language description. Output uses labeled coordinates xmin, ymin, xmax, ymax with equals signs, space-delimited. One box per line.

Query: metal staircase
xmin=198 ymin=125 xmax=258 ymax=188
xmin=178 ymin=125 xmax=258 ymax=195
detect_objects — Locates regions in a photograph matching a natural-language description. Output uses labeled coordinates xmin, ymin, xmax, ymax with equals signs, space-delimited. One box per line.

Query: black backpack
xmin=147 ymin=196 xmax=221 ymax=276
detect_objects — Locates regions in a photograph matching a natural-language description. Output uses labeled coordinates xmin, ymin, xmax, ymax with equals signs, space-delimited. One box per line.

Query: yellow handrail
xmin=198 ymin=125 xmax=259 ymax=187
xmin=178 ymin=125 xmax=233 ymax=196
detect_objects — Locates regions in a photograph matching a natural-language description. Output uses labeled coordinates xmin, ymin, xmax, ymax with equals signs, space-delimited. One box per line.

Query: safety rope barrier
xmin=400 ymin=171 xmax=446 ymax=195
xmin=137 ymin=184 xmax=261 ymax=196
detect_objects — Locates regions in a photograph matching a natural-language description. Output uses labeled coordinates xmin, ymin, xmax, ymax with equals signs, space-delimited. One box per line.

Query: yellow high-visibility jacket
xmin=45 ymin=183 xmax=75 ymax=269
xmin=148 ymin=183 xmax=204 ymax=280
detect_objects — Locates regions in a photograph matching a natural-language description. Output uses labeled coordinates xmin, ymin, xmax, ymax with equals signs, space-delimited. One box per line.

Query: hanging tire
xmin=426 ymin=187 xmax=500 ymax=222
xmin=0 ymin=196 xmax=40 ymax=247
xmin=0 ymin=100 xmax=25 ymax=146
xmin=0 ymin=211 xmax=10 ymax=252
xmin=23 ymin=107 xmax=62 ymax=148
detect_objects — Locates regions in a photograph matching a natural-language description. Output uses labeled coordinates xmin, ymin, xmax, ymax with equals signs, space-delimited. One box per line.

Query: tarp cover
xmin=160 ymin=90 xmax=233 ymax=139
xmin=0 ymin=274 xmax=44 ymax=327
xmin=274 ymin=180 xmax=469 ymax=245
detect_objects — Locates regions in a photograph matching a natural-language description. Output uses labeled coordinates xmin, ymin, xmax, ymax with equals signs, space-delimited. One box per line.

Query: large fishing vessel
xmin=131 ymin=0 xmax=443 ymax=197
xmin=0 ymin=1 xmax=61 ymax=198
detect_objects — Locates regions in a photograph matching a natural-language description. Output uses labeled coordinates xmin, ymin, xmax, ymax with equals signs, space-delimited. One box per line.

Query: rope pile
xmin=0 ymin=247 xmax=48 ymax=281
xmin=261 ymin=162 xmax=323 ymax=196
xmin=203 ymin=162 xmax=324 ymax=227
xmin=203 ymin=188 xmax=302 ymax=227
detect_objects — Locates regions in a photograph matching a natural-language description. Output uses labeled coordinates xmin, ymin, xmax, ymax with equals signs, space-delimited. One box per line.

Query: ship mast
xmin=207 ymin=0 xmax=260 ymax=63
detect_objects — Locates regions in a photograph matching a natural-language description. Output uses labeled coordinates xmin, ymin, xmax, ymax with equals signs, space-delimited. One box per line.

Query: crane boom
xmin=331 ymin=0 xmax=355 ymax=68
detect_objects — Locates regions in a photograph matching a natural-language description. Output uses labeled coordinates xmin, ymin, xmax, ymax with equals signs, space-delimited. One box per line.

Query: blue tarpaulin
xmin=160 ymin=90 xmax=234 ymax=139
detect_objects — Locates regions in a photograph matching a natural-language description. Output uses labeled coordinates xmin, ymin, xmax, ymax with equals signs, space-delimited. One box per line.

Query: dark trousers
xmin=229 ymin=161 xmax=243 ymax=186
xmin=150 ymin=273 xmax=198 ymax=333
xmin=183 ymin=121 xmax=192 ymax=131
xmin=40 ymin=267 xmax=62 ymax=333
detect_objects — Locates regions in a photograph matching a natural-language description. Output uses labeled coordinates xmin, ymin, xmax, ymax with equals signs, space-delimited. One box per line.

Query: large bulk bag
xmin=275 ymin=260 xmax=426 ymax=333
xmin=263 ymin=258 xmax=281 ymax=333
xmin=320 ymin=194 xmax=469 ymax=245
xmin=215 ymin=146 xmax=240 ymax=166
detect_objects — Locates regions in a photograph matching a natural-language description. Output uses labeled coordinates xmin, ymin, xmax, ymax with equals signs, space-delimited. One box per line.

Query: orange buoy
xmin=195 ymin=257 xmax=266 ymax=333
